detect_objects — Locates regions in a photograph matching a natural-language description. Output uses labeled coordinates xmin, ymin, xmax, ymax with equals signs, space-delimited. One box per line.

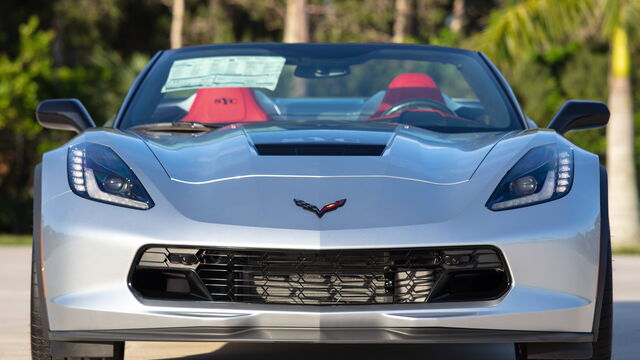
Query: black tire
xmin=591 ymin=241 xmax=613 ymax=360
xmin=514 ymin=243 xmax=612 ymax=360
xmin=31 ymin=250 xmax=54 ymax=360
xmin=30 ymin=251 xmax=124 ymax=360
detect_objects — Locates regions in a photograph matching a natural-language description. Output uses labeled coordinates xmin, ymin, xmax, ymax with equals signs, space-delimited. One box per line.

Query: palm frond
xmin=471 ymin=0 xmax=599 ymax=63
xmin=602 ymin=0 xmax=640 ymax=38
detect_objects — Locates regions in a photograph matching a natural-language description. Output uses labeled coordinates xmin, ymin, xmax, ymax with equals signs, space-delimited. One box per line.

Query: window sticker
xmin=161 ymin=56 xmax=286 ymax=93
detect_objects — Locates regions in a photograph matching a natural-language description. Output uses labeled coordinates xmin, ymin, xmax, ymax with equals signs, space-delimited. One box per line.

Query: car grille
xmin=197 ymin=249 xmax=442 ymax=304
xmin=132 ymin=247 xmax=509 ymax=305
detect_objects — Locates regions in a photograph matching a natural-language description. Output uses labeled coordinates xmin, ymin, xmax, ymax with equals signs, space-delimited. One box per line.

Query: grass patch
xmin=0 ymin=234 xmax=32 ymax=246
xmin=613 ymin=246 xmax=640 ymax=255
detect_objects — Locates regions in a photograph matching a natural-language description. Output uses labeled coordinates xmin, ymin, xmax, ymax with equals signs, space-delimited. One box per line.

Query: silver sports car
xmin=32 ymin=43 xmax=612 ymax=360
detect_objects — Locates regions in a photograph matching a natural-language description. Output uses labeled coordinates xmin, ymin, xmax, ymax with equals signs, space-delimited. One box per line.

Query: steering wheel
xmin=382 ymin=98 xmax=455 ymax=117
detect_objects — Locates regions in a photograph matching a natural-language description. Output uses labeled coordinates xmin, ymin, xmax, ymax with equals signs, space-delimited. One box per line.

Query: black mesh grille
xmin=197 ymin=249 xmax=440 ymax=304
xmin=132 ymin=247 xmax=509 ymax=305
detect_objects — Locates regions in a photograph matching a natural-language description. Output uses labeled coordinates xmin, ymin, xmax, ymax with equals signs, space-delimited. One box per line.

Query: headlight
xmin=67 ymin=143 xmax=154 ymax=210
xmin=486 ymin=144 xmax=573 ymax=211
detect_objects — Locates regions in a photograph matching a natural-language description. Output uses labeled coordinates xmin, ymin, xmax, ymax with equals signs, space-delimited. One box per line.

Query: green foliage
xmin=499 ymin=41 xmax=609 ymax=158
xmin=52 ymin=0 xmax=122 ymax=65
xmin=0 ymin=14 xmax=148 ymax=233
xmin=0 ymin=17 xmax=52 ymax=138
xmin=612 ymin=245 xmax=640 ymax=255
xmin=313 ymin=0 xmax=395 ymax=42
xmin=472 ymin=0 xmax=640 ymax=172
xmin=0 ymin=234 xmax=32 ymax=246
xmin=53 ymin=50 xmax=149 ymax=125
xmin=428 ymin=28 xmax=459 ymax=47
xmin=0 ymin=17 xmax=56 ymax=233
xmin=473 ymin=0 xmax=598 ymax=63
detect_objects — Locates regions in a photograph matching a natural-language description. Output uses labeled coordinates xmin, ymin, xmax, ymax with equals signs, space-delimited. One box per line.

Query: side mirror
xmin=35 ymin=99 xmax=96 ymax=133
xmin=547 ymin=100 xmax=609 ymax=135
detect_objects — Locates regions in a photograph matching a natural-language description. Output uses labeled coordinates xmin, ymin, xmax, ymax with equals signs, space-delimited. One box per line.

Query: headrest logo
xmin=213 ymin=97 xmax=238 ymax=105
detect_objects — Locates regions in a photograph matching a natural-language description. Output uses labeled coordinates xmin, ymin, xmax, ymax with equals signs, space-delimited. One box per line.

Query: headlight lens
xmin=67 ymin=143 xmax=154 ymax=210
xmin=487 ymin=144 xmax=573 ymax=211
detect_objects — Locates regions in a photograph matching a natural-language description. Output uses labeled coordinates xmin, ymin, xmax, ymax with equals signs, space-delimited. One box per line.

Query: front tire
xmin=590 ymin=240 xmax=613 ymax=360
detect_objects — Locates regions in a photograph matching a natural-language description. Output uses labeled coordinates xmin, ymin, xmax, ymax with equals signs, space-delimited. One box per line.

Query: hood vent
xmin=254 ymin=143 xmax=387 ymax=156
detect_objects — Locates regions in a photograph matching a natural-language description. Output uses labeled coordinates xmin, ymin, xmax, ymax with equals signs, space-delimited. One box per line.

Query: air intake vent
xmin=254 ymin=144 xmax=386 ymax=156
xmin=132 ymin=246 xmax=510 ymax=305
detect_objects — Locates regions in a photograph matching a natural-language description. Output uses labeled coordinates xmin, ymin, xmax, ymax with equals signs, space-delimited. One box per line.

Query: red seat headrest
xmin=375 ymin=73 xmax=444 ymax=116
xmin=181 ymin=87 xmax=269 ymax=124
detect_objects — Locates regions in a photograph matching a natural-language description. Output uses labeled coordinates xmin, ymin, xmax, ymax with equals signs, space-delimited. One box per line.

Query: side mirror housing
xmin=36 ymin=99 xmax=96 ymax=133
xmin=547 ymin=100 xmax=609 ymax=135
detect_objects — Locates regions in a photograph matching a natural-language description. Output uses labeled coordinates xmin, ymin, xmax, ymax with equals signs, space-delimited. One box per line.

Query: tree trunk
xmin=393 ymin=0 xmax=412 ymax=43
xmin=607 ymin=26 xmax=640 ymax=247
xmin=284 ymin=0 xmax=309 ymax=97
xmin=283 ymin=0 xmax=309 ymax=43
xmin=450 ymin=0 xmax=466 ymax=33
xmin=170 ymin=0 xmax=185 ymax=49
xmin=52 ymin=15 xmax=65 ymax=66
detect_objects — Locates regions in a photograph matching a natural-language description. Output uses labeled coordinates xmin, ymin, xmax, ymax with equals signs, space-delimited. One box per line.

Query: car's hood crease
xmin=135 ymin=122 xmax=512 ymax=185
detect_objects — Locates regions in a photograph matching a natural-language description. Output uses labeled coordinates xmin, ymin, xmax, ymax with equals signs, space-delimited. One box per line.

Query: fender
xmin=521 ymin=165 xmax=610 ymax=360
xmin=33 ymin=163 xmax=122 ymax=358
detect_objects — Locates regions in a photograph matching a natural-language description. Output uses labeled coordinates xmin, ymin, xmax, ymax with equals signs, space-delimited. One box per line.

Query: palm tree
xmin=475 ymin=0 xmax=640 ymax=248
xmin=284 ymin=0 xmax=309 ymax=43
xmin=284 ymin=0 xmax=309 ymax=97
xmin=449 ymin=0 xmax=466 ymax=33
xmin=170 ymin=0 xmax=185 ymax=49
xmin=393 ymin=0 xmax=414 ymax=43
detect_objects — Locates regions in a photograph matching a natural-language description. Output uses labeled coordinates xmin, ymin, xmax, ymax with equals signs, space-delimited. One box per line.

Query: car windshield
xmin=120 ymin=44 xmax=522 ymax=133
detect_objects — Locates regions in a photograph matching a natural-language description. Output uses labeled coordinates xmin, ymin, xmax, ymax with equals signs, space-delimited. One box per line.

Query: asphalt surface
xmin=1 ymin=246 xmax=638 ymax=360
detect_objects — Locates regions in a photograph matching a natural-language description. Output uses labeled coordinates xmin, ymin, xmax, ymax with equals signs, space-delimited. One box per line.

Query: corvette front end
xmin=37 ymin=126 xmax=601 ymax=340
xmin=32 ymin=43 xmax=611 ymax=360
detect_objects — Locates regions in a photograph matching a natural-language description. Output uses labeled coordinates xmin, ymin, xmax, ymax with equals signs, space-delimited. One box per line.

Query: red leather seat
xmin=374 ymin=73 xmax=445 ymax=116
xmin=181 ymin=88 xmax=269 ymax=124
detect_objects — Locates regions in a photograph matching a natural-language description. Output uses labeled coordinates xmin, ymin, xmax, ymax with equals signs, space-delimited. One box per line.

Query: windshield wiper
xmin=129 ymin=121 xmax=235 ymax=132
xmin=129 ymin=121 xmax=229 ymax=132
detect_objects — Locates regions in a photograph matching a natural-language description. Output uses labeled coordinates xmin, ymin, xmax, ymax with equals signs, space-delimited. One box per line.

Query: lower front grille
xmin=197 ymin=249 xmax=442 ymax=305
xmin=131 ymin=247 xmax=509 ymax=305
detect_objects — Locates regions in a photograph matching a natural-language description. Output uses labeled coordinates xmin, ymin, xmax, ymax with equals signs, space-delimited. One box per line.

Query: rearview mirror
xmin=295 ymin=65 xmax=350 ymax=78
xmin=547 ymin=100 xmax=609 ymax=135
xmin=36 ymin=99 xmax=96 ymax=133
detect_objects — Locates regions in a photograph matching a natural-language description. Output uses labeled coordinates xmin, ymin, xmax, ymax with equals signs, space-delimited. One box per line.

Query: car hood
xmin=137 ymin=121 xmax=510 ymax=185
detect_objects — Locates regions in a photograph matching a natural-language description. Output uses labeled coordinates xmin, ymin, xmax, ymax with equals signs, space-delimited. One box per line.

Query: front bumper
xmin=40 ymin=194 xmax=600 ymax=342
xmin=49 ymin=327 xmax=592 ymax=344
xmin=38 ymin=137 xmax=602 ymax=343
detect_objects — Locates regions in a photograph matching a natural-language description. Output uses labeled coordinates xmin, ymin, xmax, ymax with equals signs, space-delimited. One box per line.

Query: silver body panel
xmin=38 ymin=126 xmax=603 ymax=341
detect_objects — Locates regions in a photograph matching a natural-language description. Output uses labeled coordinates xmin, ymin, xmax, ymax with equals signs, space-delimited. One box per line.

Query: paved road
xmin=1 ymin=246 xmax=638 ymax=360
